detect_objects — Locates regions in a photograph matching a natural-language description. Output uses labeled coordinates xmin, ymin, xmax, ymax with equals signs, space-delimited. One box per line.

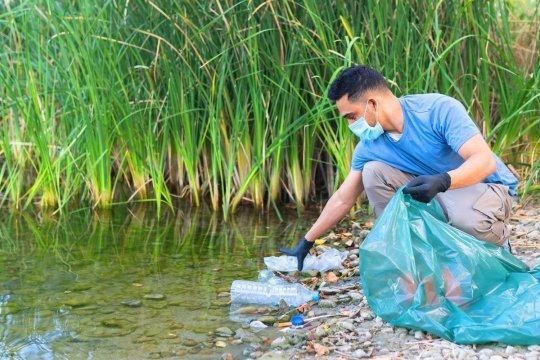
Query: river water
xmin=0 ymin=205 xmax=317 ymax=359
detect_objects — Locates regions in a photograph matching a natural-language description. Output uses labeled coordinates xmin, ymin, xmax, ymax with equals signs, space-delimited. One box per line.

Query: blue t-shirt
xmin=351 ymin=93 xmax=518 ymax=196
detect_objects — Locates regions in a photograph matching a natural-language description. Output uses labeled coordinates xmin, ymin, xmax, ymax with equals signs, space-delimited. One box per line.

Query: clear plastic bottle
xmin=257 ymin=269 xmax=287 ymax=285
xmin=230 ymin=280 xmax=319 ymax=307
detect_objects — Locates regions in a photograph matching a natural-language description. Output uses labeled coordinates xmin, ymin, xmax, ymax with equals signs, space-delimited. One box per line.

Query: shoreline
xmin=216 ymin=200 xmax=539 ymax=360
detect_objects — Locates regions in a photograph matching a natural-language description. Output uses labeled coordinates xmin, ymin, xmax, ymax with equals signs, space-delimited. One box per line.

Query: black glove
xmin=403 ymin=173 xmax=451 ymax=203
xmin=278 ymin=236 xmax=314 ymax=271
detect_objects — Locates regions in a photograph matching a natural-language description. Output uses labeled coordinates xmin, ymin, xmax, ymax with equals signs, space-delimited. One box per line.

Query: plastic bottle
xmin=257 ymin=269 xmax=287 ymax=285
xmin=230 ymin=280 xmax=319 ymax=307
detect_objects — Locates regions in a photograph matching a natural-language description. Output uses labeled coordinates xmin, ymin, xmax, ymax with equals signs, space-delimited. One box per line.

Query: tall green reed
xmin=0 ymin=0 xmax=537 ymax=216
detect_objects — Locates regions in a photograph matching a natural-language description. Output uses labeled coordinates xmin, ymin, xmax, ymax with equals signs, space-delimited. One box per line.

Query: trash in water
xmin=257 ymin=269 xmax=288 ymax=284
xmin=230 ymin=280 xmax=319 ymax=307
xmin=264 ymin=248 xmax=348 ymax=272
xmin=360 ymin=187 xmax=540 ymax=345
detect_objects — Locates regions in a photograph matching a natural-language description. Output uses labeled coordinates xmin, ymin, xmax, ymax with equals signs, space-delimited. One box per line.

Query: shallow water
xmin=0 ymin=205 xmax=316 ymax=359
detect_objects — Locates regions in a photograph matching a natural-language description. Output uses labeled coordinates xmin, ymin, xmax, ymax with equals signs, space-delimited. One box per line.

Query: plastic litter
xmin=257 ymin=269 xmax=287 ymax=285
xmin=360 ymin=187 xmax=540 ymax=345
xmin=290 ymin=314 xmax=305 ymax=326
xmin=230 ymin=280 xmax=319 ymax=307
xmin=264 ymin=248 xmax=348 ymax=272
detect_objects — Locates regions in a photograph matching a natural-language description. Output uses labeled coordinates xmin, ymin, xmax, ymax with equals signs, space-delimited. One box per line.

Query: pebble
xmin=478 ymin=348 xmax=494 ymax=360
xmin=506 ymin=346 xmax=516 ymax=356
xmin=122 ymin=299 xmax=142 ymax=307
xmin=270 ymin=336 xmax=286 ymax=348
xmin=256 ymin=316 xmax=276 ymax=325
xmin=414 ymin=330 xmax=424 ymax=340
xmin=318 ymin=299 xmax=337 ymax=308
xmin=215 ymin=327 xmax=234 ymax=337
xmin=250 ymin=351 xmax=263 ymax=359
xmin=215 ymin=340 xmax=227 ymax=348
xmin=144 ymin=293 xmax=165 ymax=300
xmin=352 ymin=349 xmax=369 ymax=358
xmin=489 ymin=356 xmax=504 ymax=360
xmin=221 ymin=353 xmax=233 ymax=360
xmin=360 ymin=310 xmax=374 ymax=320
xmin=337 ymin=320 xmax=355 ymax=332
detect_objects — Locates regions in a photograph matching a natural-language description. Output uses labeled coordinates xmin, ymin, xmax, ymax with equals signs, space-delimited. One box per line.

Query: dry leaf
xmin=313 ymin=343 xmax=330 ymax=356
xmin=325 ymin=272 xmax=338 ymax=283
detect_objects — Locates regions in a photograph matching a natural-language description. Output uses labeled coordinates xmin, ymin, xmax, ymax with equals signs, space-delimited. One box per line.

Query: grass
xmin=0 ymin=0 xmax=538 ymax=216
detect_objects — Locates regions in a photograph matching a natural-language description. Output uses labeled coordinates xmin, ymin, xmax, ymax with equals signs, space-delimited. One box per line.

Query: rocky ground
xmin=214 ymin=200 xmax=540 ymax=360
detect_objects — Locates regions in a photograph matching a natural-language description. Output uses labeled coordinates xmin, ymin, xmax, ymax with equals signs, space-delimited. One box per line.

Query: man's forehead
xmin=336 ymin=95 xmax=361 ymax=116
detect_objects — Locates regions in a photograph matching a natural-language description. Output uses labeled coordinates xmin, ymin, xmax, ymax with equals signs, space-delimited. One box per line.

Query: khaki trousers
xmin=362 ymin=161 xmax=514 ymax=247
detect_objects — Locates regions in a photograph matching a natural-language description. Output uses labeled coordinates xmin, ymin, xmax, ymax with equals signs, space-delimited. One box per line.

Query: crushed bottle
xmin=264 ymin=248 xmax=348 ymax=272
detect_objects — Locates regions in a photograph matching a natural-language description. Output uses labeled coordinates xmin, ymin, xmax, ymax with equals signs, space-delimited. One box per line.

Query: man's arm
xmin=404 ymin=134 xmax=497 ymax=203
xmin=304 ymin=170 xmax=364 ymax=241
xmin=447 ymin=134 xmax=496 ymax=189
xmin=279 ymin=170 xmax=364 ymax=270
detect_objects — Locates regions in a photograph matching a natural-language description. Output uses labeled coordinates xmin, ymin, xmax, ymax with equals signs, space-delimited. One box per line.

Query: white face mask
xmin=348 ymin=100 xmax=384 ymax=141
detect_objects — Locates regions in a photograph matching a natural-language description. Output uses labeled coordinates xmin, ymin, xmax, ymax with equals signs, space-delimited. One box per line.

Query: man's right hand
xmin=278 ymin=236 xmax=314 ymax=271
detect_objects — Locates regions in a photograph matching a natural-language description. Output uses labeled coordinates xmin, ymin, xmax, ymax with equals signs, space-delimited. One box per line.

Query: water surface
xmin=0 ymin=205 xmax=317 ymax=359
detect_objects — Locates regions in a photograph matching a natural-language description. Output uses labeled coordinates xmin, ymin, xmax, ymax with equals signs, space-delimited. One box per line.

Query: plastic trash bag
xmin=359 ymin=187 xmax=540 ymax=345
xmin=264 ymin=248 xmax=348 ymax=272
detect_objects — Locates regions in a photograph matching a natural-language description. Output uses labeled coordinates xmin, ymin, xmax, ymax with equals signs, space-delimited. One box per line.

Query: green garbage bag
xmin=359 ymin=187 xmax=540 ymax=345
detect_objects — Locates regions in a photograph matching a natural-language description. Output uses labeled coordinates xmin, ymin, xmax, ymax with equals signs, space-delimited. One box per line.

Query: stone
xmin=256 ymin=316 xmax=276 ymax=325
xmin=336 ymin=294 xmax=352 ymax=304
xmin=478 ymin=348 xmax=494 ymax=360
xmin=318 ymin=299 xmax=337 ymax=308
xmin=121 ymin=299 xmax=142 ymax=307
xmin=215 ymin=327 xmax=234 ymax=337
xmin=270 ymin=337 xmax=286 ymax=348
xmin=337 ymin=320 xmax=355 ymax=332
xmin=414 ymin=331 xmax=424 ymax=340
xmin=215 ymin=340 xmax=227 ymax=348
xmin=144 ymin=293 xmax=165 ymax=300
xmin=489 ymin=356 xmax=504 ymax=360
xmin=505 ymin=346 xmax=515 ymax=356
xmin=352 ymin=349 xmax=369 ymax=358
xmin=250 ymin=351 xmax=263 ymax=359
xmin=221 ymin=353 xmax=234 ymax=360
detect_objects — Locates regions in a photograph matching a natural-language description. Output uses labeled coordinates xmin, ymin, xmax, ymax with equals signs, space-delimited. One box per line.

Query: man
xmin=280 ymin=65 xmax=519 ymax=271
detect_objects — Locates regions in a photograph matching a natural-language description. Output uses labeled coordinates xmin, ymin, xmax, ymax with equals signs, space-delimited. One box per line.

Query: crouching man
xmin=280 ymin=65 xmax=519 ymax=270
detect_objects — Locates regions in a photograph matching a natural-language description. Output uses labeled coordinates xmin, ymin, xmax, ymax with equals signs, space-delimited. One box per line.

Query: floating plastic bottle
xmin=230 ymin=280 xmax=319 ymax=307
xmin=264 ymin=248 xmax=348 ymax=272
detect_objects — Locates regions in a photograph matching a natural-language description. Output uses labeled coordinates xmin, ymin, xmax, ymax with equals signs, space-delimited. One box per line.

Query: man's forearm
xmin=447 ymin=152 xmax=496 ymax=189
xmin=304 ymin=193 xmax=354 ymax=242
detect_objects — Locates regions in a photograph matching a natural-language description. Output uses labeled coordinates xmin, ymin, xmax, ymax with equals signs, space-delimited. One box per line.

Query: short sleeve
xmin=350 ymin=141 xmax=369 ymax=171
xmin=434 ymin=97 xmax=480 ymax=153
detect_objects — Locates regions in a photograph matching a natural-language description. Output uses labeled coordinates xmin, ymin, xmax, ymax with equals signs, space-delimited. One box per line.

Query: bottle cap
xmin=291 ymin=314 xmax=304 ymax=326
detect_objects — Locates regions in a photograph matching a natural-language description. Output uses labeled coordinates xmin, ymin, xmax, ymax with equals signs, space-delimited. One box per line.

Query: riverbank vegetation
xmin=0 ymin=0 xmax=538 ymax=216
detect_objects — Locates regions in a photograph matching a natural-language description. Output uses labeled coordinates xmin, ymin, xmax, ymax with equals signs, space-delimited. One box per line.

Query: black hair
xmin=327 ymin=65 xmax=389 ymax=102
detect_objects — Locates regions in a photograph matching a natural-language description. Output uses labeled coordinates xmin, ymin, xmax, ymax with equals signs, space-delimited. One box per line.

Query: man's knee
xmin=362 ymin=161 xmax=387 ymax=190
xmin=439 ymin=183 xmax=512 ymax=247
xmin=452 ymin=217 xmax=508 ymax=246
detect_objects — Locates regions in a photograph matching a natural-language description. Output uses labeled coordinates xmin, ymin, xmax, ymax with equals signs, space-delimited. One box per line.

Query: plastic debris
xmin=264 ymin=248 xmax=348 ymax=272
xmin=230 ymin=280 xmax=319 ymax=307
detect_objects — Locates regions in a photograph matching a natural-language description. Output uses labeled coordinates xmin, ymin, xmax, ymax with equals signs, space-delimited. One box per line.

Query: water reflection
xmin=0 ymin=205 xmax=316 ymax=359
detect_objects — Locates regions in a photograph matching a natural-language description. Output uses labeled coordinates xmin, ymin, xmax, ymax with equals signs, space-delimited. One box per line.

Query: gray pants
xmin=362 ymin=161 xmax=514 ymax=247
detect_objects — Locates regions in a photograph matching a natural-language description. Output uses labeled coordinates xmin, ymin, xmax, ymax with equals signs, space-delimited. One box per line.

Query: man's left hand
xmin=403 ymin=173 xmax=451 ymax=203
